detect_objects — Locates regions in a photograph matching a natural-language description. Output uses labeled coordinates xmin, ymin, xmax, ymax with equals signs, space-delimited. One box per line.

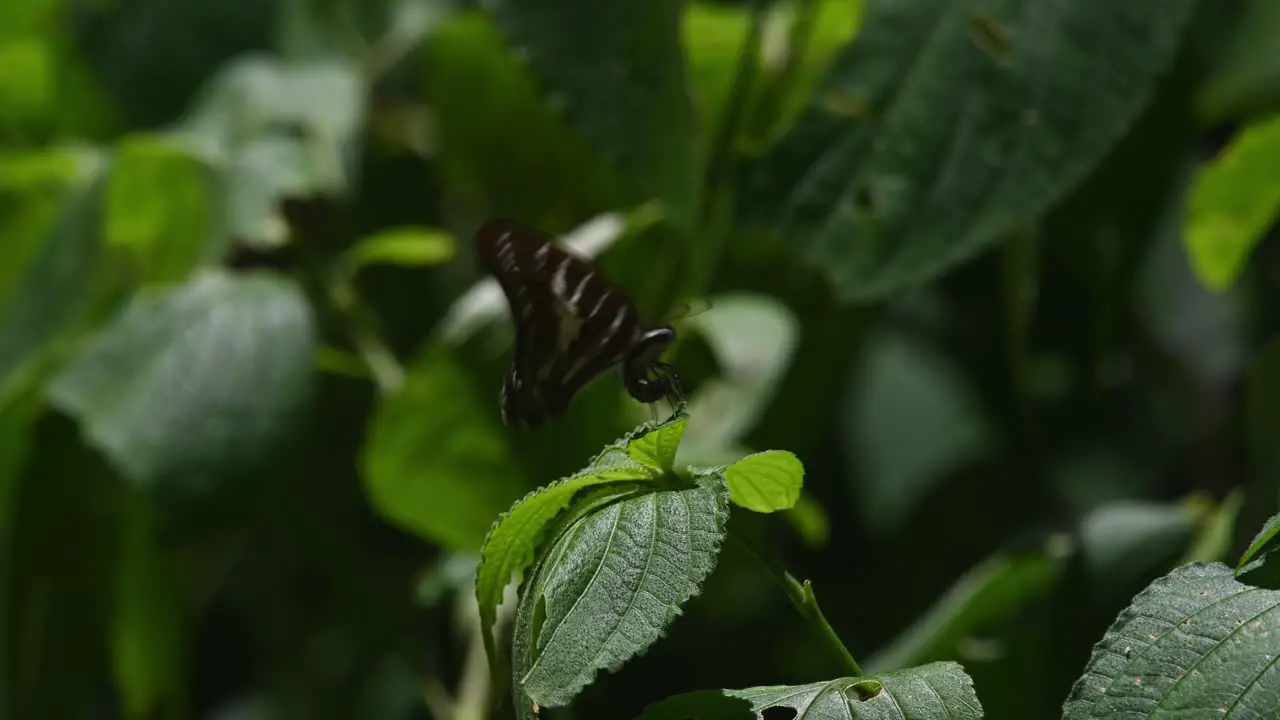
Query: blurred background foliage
xmin=1 ymin=0 xmax=1278 ymax=718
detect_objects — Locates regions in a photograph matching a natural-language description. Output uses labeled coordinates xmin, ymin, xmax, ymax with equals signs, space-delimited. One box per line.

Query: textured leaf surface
xmin=363 ymin=344 xmax=525 ymax=551
xmin=723 ymin=449 xmax=803 ymax=513
xmin=475 ymin=455 xmax=658 ymax=679
xmin=740 ymin=0 xmax=1197 ymax=302
xmin=48 ymin=270 xmax=316 ymax=498
xmin=1064 ymin=562 xmax=1280 ymax=718
xmin=638 ymin=661 xmax=983 ymax=719
xmin=482 ymin=0 xmax=700 ymax=225
xmin=515 ymin=471 xmax=729 ymax=708
xmin=1184 ymin=115 xmax=1280 ymax=292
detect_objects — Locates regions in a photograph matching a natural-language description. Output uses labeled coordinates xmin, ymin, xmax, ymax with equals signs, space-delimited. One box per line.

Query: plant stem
xmin=730 ymin=532 xmax=863 ymax=677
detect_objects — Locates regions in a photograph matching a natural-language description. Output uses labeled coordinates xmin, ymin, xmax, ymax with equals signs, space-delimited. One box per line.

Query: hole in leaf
xmin=846 ymin=679 xmax=882 ymax=702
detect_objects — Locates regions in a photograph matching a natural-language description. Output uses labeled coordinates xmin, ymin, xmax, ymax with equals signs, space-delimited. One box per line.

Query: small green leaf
xmin=620 ymin=411 xmax=689 ymax=473
xmin=638 ymin=661 xmax=983 ymax=719
xmin=1237 ymin=513 xmax=1280 ymax=576
xmin=345 ymin=227 xmax=456 ymax=271
xmin=724 ymin=449 xmax=803 ymax=513
xmin=48 ymin=270 xmax=317 ymax=500
xmin=1184 ymin=115 xmax=1280 ymax=292
xmin=362 ymin=344 xmax=525 ymax=551
xmin=1064 ymin=563 xmax=1280 ymax=718
xmin=107 ymin=134 xmax=220 ymax=283
xmin=514 ymin=471 xmax=730 ymax=709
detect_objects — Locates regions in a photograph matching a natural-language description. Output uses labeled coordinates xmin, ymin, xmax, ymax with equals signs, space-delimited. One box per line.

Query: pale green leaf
xmin=48 ymin=270 xmax=317 ymax=499
xmin=1064 ymin=563 xmax=1280 ymax=718
xmin=1184 ymin=115 xmax=1280 ymax=292
xmin=724 ymin=449 xmax=803 ymax=513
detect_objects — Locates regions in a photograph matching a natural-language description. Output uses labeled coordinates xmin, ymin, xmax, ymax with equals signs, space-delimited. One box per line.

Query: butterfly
xmin=475 ymin=218 xmax=684 ymax=427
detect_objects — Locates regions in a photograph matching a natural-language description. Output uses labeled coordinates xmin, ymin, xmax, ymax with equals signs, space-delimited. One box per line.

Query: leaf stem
xmin=729 ymin=532 xmax=863 ymax=677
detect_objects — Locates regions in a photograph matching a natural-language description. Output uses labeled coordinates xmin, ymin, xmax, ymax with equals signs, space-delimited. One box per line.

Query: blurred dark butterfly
xmin=475 ymin=218 xmax=684 ymax=427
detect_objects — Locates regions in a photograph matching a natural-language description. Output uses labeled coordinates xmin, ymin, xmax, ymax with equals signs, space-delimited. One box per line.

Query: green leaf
xmin=423 ymin=13 xmax=623 ymax=230
xmin=362 ymin=344 xmax=525 ymax=551
xmin=483 ymin=0 xmax=701 ymax=227
xmin=344 ymin=227 xmax=456 ymax=271
xmin=845 ymin=331 xmax=997 ymax=534
xmin=739 ymin=0 xmax=1197 ymax=302
xmin=1195 ymin=0 xmax=1280 ymax=124
xmin=723 ymin=449 xmax=803 ymax=513
xmin=868 ymin=544 xmax=1066 ymax=672
xmin=0 ymin=158 xmax=109 ymax=407
xmin=107 ymin=134 xmax=221 ymax=283
xmin=513 ymin=471 xmax=730 ymax=709
xmin=620 ymin=411 xmax=689 ymax=474
xmin=475 ymin=457 xmax=656 ymax=679
xmin=1078 ymin=501 xmax=1197 ymax=600
xmin=1063 ymin=562 xmax=1280 ymax=718
xmin=1184 ymin=115 xmax=1280 ymax=291
xmin=638 ymin=661 xmax=983 ymax=719
xmin=47 ymin=270 xmax=317 ymax=501
xmin=1237 ymin=513 xmax=1280 ymax=585
xmin=0 ymin=146 xmax=91 ymax=305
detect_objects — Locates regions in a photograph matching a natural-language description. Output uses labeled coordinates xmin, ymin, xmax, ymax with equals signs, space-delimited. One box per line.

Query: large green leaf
xmin=362 ymin=344 xmax=525 ymax=552
xmin=47 ymin=270 xmax=317 ymax=501
xmin=1183 ymin=115 xmax=1280 ymax=292
xmin=637 ymin=661 xmax=984 ymax=719
xmin=513 ymin=470 xmax=729 ymax=710
xmin=739 ymin=0 xmax=1197 ymax=302
xmin=1064 ymin=562 xmax=1280 ymax=718
xmin=482 ymin=0 xmax=701 ymax=227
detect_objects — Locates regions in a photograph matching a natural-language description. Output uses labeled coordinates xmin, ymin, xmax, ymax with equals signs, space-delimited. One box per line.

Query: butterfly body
xmin=476 ymin=218 xmax=682 ymax=426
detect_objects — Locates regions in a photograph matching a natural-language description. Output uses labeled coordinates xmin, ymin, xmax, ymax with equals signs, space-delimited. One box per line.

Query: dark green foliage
xmin=2 ymin=0 xmax=1280 ymax=718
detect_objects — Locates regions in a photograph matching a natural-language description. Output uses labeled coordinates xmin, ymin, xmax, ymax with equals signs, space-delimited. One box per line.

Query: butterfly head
xmin=622 ymin=326 xmax=683 ymax=405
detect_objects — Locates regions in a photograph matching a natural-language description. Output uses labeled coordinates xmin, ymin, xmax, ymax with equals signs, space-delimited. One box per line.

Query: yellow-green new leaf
xmin=724 ymin=449 xmax=804 ymax=513
xmin=345 ymin=227 xmax=456 ymax=271
xmin=1185 ymin=115 xmax=1280 ymax=292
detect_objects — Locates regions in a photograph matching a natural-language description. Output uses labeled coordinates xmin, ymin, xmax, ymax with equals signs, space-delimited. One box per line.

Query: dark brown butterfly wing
xmin=475 ymin=218 xmax=644 ymax=425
